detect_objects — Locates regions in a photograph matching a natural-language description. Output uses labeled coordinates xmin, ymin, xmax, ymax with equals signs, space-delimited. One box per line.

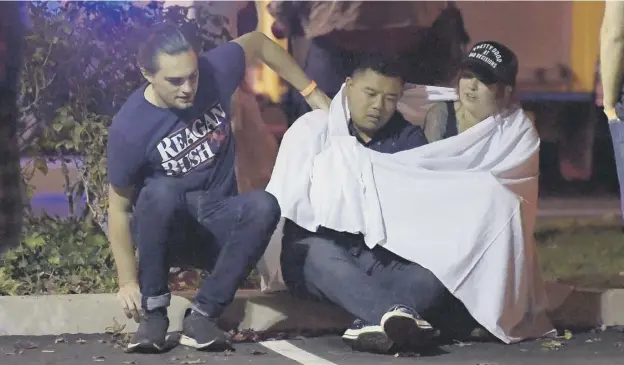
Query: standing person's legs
xmin=179 ymin=190 xmax=281 ymax=349
xmin=280 ymin=221 xmax=443 ymax=352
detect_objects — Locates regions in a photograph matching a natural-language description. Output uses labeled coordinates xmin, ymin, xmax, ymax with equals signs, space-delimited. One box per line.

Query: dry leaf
xmin=181 ymin=359 xmax=204 ymax=364
xmin=104 ymin=318 xmax=126 ymax=335
xmin=76 ymin=339 xmax=88 ymax=344
xmin=54 ymin=337 xmax=66 ymax=344
xmin=541 ymin=340 xmax=563 ymax=350
xmin=454 ymin=340 xmax=473 ymax=347
xmin=15 ymin=341 xmax=38 ymax=350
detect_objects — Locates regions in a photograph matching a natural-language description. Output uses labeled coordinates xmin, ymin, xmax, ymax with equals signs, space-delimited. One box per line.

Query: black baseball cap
xmin=461 ymin=41 xmax=518 ymax=86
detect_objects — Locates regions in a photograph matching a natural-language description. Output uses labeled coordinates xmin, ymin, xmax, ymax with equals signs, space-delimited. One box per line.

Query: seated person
xmin=421 ymin=41 xmax=518 ymax=142
xmin=279 ymin=54 xmax=442 ymax=354
xmin=279 ymin=42 xmax=527 ymax=355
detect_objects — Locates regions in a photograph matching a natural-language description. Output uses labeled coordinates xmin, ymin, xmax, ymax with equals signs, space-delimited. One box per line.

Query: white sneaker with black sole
xmin=380 ymin=305 xmax=437 ymax=348
xmin=342 ymin=319 xmax=395 ymax=353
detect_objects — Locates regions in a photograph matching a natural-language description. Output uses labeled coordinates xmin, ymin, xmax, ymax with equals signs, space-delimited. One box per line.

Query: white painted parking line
xmin=259 ymin=340 xmax=338 ymax=365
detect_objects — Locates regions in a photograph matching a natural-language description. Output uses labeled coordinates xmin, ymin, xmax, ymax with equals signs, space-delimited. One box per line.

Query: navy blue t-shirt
xmin=107 ymin=42 xmax=246 ymax=197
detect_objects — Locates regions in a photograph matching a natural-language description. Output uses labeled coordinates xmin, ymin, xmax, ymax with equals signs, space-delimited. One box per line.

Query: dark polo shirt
xmin=347 ymin=111 xmax=429 ymax=153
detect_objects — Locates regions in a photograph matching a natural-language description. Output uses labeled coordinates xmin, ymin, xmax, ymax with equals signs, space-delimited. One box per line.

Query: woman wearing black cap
xmin=423 ymin=41 xmax=519 ymax=143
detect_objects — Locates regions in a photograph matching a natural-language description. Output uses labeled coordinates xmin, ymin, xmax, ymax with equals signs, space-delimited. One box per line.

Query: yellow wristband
xmin=300 ymin=81 xmax=317 ymax=97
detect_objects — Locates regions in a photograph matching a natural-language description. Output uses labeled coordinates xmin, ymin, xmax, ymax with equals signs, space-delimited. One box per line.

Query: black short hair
xmin=137 ymin=22 xmax=199 ymax=74
xmin=350 ymin=53 xmax=407 ymax=81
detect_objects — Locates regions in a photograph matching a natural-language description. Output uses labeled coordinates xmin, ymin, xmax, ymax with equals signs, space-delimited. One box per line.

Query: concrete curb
xmin=545 ymin=282 xmax=624 ymax=329
xmin=0 ymin=285 xmax=623 ymax=336
xmin=0 ymin=290 xmax=352 ymax=336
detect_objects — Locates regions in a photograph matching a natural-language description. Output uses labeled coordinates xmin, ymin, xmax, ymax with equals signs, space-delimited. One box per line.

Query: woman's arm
xmin=422 ymin=102 xmax=449 ymax=143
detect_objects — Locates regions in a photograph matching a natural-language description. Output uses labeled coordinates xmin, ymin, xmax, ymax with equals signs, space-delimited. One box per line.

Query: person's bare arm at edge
xmin=600 ymin=1 xmax=624 ymax=120
xmin=232 ymin=31 xmax=331 ymax=111
xmin=108 ymin=183 xmax=142 ymax=322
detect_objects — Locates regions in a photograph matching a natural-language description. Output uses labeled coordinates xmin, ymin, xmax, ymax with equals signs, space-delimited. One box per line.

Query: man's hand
xmin=117 ymin=281 xmax=142 ymax=323
xmin=304 ymin=88 xmax=331 ymax=111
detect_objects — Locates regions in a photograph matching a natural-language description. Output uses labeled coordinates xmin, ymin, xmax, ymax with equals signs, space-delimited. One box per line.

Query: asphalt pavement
xmin=2 ymin=329 xmax=624 ymax=365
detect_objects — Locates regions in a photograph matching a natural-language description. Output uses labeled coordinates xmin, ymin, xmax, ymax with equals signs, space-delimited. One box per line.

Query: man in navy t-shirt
xmin=106 ymin=23 xmax=330 ymax=353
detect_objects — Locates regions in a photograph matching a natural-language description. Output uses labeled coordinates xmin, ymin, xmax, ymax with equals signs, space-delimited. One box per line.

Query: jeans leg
xmin=133 ymin=179 xmax=186 ymax=311
xmin=357 ymin=246 xmax=447 ymax=315
xmin=191 ymin=190 xmax=281 ymax=318
xmin=280 ymin=222 xmax=440 ymax=325
xmin=609 ymin=121 xmax=624 ymax=218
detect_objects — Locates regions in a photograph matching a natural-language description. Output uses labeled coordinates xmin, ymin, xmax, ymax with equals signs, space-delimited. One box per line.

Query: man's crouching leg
xmin=127 ymin=179 xmax=186 ymax=353
xmin=179 ymin=191 xmax=281 ymax=351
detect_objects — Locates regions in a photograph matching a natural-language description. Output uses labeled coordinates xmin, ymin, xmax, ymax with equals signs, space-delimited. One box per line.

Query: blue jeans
xmin=131 ymin=178 xmax=281 ymax=318
xmin=609 ymin=120 xmax=624 ymax=218
xmin=280 ymin=220 xmax=447 ymax=325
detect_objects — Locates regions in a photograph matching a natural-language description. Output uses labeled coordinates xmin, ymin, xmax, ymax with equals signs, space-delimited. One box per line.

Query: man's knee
xmin=242 ymin=191 xmax=281 ymax=226
xmin=135 ymin=179 xmax=184 ymax=213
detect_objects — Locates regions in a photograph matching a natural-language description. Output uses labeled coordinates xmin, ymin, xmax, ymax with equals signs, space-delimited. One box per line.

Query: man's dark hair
xmin=350 ymin=53 xmax=407 ymax=81
xmin=137 ymin=22 xmax=199 ymax=74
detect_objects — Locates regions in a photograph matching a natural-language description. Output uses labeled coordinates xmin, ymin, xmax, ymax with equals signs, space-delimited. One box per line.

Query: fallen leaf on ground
xmin=15 ymin=341 xmax=38 ymax=350
xmin=54 ymin=337 xmax=66 ymax=344
xmin=180 ymin=359 xmax=204 ymax=364
xmin=454 ymin=340 xmax=473 ymax=347
xmin=93 ymin=355 xmax=106 ymax=362
xmin=121 ymin=361 xmax=136 ymax=365
xmin=76 ymin=339 xmax=88 ymax=344
xmin=541 ymin=340 xmax=563 ymax=350
xmin=104 ymin=318 xmax=126 ymax=335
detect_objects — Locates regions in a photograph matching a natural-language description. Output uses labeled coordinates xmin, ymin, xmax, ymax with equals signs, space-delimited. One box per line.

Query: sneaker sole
xmin=179 ymin=334 xmax=230 ymax=351
xmin=126 ymin=340 xmax=165 ymax=354
xmin=342 ymin=332 xmax=394 ymax=354
xmin=381 ymin=314 xmax=436 ymax=348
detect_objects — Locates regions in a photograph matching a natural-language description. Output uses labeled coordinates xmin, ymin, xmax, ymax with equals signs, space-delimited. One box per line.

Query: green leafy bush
xmin=0 ymin=215 xmax=115 ymax=295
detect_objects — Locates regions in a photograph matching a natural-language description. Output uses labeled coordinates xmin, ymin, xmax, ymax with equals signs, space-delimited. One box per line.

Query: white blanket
xmin=262 ymin=83 xmax=555 ymax=344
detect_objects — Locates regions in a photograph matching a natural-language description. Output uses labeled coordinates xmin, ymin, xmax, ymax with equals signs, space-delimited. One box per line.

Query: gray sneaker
xmin=179 ymin=310 xmax=231 ymax=351
xmin=126 ymin=308 xmax=169 ymax=353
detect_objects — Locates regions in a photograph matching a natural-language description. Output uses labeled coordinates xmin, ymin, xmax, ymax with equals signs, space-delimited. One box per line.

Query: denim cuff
xmin=191 ymin=302 xmax=219 ymax=320
xmin=142 ymin=293 xmax=171 ymax=311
